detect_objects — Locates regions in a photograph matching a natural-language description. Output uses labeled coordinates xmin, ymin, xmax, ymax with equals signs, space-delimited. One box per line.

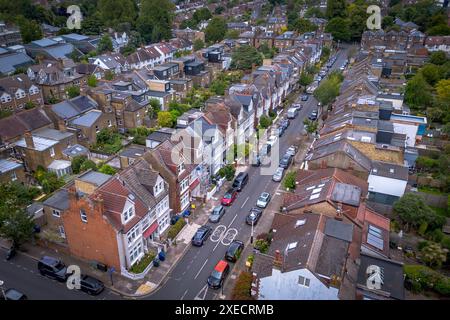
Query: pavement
xmin=0 ymin=46 xmax=349 ymax=301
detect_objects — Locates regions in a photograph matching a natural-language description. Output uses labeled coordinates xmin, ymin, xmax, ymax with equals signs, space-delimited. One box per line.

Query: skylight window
xmin=309 ymin=193 xmax=320 ymax=200
xmin=312 ymin=188 xmax=322 ymax=194
xmin=306 ymin=185 xmax=316 ymax=191
xmin=287 ymin=242 xmax=297 ymax=250
xmin=295 ymin=219 xmax=306 ymax=227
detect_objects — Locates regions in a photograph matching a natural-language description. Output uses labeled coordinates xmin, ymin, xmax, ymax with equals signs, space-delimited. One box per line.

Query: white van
xmin=287 ymin=107 xmax=298 ymax=119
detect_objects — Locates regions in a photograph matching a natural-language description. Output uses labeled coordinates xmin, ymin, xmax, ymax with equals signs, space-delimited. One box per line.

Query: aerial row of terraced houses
xmin=0 ymin=18 xmax=329 ymax=278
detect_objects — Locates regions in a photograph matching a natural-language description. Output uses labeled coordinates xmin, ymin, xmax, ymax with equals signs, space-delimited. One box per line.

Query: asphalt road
xmin=0 ymin=247 xmax=122 ymax=300
xmin=0 ymin=47 xmax=348 ymax=301
xmin=149 ymin=47 xmax=350 ymax=300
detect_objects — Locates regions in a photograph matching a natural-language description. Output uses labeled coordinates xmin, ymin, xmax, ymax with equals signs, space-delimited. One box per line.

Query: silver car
xmin=272 ymin=167 xmax=285 ymax=182
xmin=286 ymin=145 xmax=298 ymax=157
xmin=209 ymin=205 xmax=226 ymax=223
xmin=256 ymin=192 xmax=271 ymax=208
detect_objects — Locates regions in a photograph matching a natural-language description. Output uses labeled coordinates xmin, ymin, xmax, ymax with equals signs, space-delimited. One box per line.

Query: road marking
xmin=180 ymin=289 xmax=188 ymax=300
xmin=210 ymin=225 xmax=227 ymax=242
xmin=228 ymin=214 xmax=238 ymax=228
xmin=221 ymin=228 xmax=238 ymax=246
xmin=194 ymin=259 xmax=208 ymax=280
xmin=194 ymin=284 xmax=209 ymax=300
xmin=182 ymin=271 xmax=186 ymax=276
xmin=240 ymin=196 xmax=249 ymax=208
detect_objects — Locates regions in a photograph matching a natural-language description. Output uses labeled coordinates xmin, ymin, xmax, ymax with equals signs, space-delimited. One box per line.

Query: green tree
xmin=283 ymin=171 xmax=296 ymax=190
xmin=429 ymin=51 xmax=448 ymax=65
xmin=80 ymin=159 xmax=97 ymax=172
xmin=258 ymin=115 xmax=272 ymax=129
xmin=435 ymin=79 xmax=450 ymax=106
xmin=97 ymin=34 xmax=113 ymax=54
xmin=17 ymin=17 xmax=43 ymax=43
xmin=225 ymin=29 xmax=240 ymax=39
xmin=303 ymin=118 xmax=318 ymax=135
xmin=305 ymin=7 xmax=325 ymax=18
xmin=393 ymin=193 xmax=446 ymax=232
xmin=97 ymin=0 xmax=137 ymax=28
xmin=67 ymin=86 xmax=80 ymax=99
xmin=218 ymin=164 xmax=236 ymax=181
xmin=71 ymin=155 xmax=88 ymax=174
xmin=205 ymin=17 xmax=227 ymax=43
xmin=193 ymin=39 xmax=205 ymax=51
xmin=291 ymin=18 xmax=317 ymax=33
xmin=420 ymin=242 xmax=448 ymax=269
xmin=0 ymin=205 xmax=34 ymax=248
xmin=299 ymin=72 xmax=313 ymax=86
xmin=230 ymin=45 xmax=263 ymax=70
xmin=314 ymin=72 xmax=343 ymax=105
xmin=404 ymin=73 xmax=433 ymax=110
xmin=157 ymin=111 xmax=174 ymax=128
xmin=105 ymin=70 xmax=114 ymax=81
xmin=87 ymin=75 xmax=98 ymax=87
xmin=34 ymin=168 xmax=65 ymax=194
xmin=98 ymin=164 xmax=117 ymax=175
xmin=193 ymin=8 xmax=212 ymax=23
xmin=420 ymin=64 xmax=443 ymax=86
xmin=326 ymin=0 xmax=348 ymax=19
xmin=325 ymin=17 xmax=351 ymax=42
xmin=137 ymin=0 xmax=175 ymax=43
xmin=148 ymin=98 xmax=161 ymax=118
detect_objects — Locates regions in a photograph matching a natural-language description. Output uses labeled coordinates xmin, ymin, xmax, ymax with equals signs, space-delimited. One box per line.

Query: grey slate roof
xmin=43 ymin=189 xmax=69 ymax=211
xmin=0 ymin=52 xmax=34 ymax=75
xmin=63 ymin=144 xmax=89 ymax=158
xmin=370 ymin=161 xmax=409 ymax=181
xmin=78 ymin=170 xmax=111 ymax=187
xmin=0 ymin=158 xmax=22 ymax=173
xmin=324 ymin=219 xmax=354 ymax=243
xmin=70 ymin=110 xmax=102 ymax=127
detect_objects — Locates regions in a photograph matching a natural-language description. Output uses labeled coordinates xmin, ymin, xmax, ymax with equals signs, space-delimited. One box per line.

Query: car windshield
xmin=55 ymin=262 xmax=65 ymax=270
xmin=224 ymin=193 xmax=232 ymax=199
xmin=194 ymin=231 xmax=204 ymax=239
xmin=212 ymin=207 xmax=222 ymax=215
xmin=248 ymin=213 xmax=256 ymax=220
xmin=210 ymin=270 xmax=222 ymax=280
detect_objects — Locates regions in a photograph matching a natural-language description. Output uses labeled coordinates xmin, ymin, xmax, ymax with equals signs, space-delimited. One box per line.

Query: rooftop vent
xmin=295 ymin=219 xmax=306 ymax=227
xmin=389 ymin=168 xmax=395 ymax=173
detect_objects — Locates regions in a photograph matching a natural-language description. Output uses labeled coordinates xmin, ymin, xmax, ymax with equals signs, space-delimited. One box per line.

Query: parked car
xmin=261 ymin=143 xmax=271 ymax=156
xmin=209 ymin=205 xmax=226 ymax=223
xmin=287 ymin=107 xmax=299 ymax=119
xmin=256 ymin=192 xmax=271 ymax=208
xmin=221 ymin=188 xmax=238 ymax=206
xmin=317 ymin=102 xmax=322 ymax=107
xmin=272 ymin=167 xmax=285 ymax=182
xmin=292 ymin=103 xmax=302 ymax=111
xmin=301 ymin=94 xmax=309 ymax=101
xmin=37 ymin=256 xmax=69 ymax=282
xmin=246 ymin=207 xmax=263 ymax=225
xmin=207 ymin=260 xmax=230 ymax=289
xmin=267 ymin=135 xmax=278 ymax=147
xmin=2 ymin=288 xmax=28 ymax=300
xmin=225 ymin=240 xmax=244 ymax=262
xmin=308 ymin=110 xmax=318 ymax=121
xmin=192 ymin=226 xmax=212 ymax=246
xmin=280 ymin=119 xmax=290 ymax=130
xmin=79 ymin=275 xmax=105 ymax=295
xmin=252 ymin=153 xmax=261 ymax=167
xmin=286 ymin=145 xmax=298 ymax=157
xmin=232 ymin=172 xmax=249 ymax=191
xmin=279 ymin=154 xmax=292 ymax=168
xmin=276 ymin=125 xmax=285 ymax=137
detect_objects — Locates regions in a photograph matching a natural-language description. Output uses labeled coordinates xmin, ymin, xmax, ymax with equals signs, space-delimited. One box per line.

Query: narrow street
xmin=148 ymin=47 xmax=349 ymax=300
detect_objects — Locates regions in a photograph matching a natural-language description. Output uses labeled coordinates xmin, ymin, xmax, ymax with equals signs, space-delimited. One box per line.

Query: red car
xmin=221 ymin=188 xmax=238 ymax=206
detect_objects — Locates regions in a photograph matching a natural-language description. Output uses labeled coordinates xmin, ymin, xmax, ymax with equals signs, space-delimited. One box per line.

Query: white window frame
xmin=59 ymin=225 xmax=66 ymax=239
xmin=52 ymin=209 xmax=61 ymax=218
xmin=127 ymin=224 xmax=140 ymax=246
xmin=10 ymin=171 xmax=17 ymax=181
xmin=180 ymin=178 xmax=189 ymax=193
xmin=49 ymin=147 xmax=55 ymax=157
xmin=80 ymin=209 xmax=87 ymax=223
xmin=129 ymin=241 xmax=143 ymax=265
xmin=178 ymin=162 xmax=185 ymax=175
xmin=298 ymin=276 xmax=311 ymax=287
xmin=180 ymin=192 xmax=190 ymax=209
xmin=123 ymin=205 xmax=134 ymax=223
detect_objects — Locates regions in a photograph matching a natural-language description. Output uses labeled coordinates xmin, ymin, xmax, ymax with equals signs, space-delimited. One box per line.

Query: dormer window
xmin=123 ymin=205 xmax=135 ymax=223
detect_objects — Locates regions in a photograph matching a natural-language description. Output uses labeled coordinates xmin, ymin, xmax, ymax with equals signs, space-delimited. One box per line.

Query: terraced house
xmin=0 ymin=74 xmax=43 ymax=112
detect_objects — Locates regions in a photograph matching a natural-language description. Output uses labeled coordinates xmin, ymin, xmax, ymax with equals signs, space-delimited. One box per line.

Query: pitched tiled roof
xmin=0 ymin=108 xmax=52 ymax=141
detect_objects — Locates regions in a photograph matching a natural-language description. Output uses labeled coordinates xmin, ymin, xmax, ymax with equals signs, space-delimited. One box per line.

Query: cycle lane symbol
xmin=210 ymin=225 xmax=227 ymax=242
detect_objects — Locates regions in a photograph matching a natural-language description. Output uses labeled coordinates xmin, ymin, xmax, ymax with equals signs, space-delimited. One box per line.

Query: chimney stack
xmin=335 ymin=203 xmax=343 ymax=221
xmin=58 ymin=119 xmax=67 ymax=132
xmin=24 ymin=131 xmax=35 ymax=149
xmin=273 ymin=250 xmax=283 ymax=269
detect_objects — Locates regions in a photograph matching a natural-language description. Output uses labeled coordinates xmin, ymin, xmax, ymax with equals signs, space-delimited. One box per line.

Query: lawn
xmin=418 ymin=185 xmax=448 ymax=196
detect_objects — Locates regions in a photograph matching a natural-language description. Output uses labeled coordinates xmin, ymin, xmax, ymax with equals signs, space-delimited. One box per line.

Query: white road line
xmin=180 ymin=289 xmax=188 ymax=300
xmin=228 ymin=214 xmax=238 ymax=228
xmin=213 ymin=238 xmax=221 ymax=251
xmin=240 ymin=196 xmax=250 ymax=208
xmin=194 ymin=259 xmax=208 ymax=279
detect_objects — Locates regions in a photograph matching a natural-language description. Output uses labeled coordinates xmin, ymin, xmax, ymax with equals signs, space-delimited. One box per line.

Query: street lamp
xmin=250 ymin=220 xmax=254 ymax=244
xmin=0 ymin=280 xmax=6 ymax=300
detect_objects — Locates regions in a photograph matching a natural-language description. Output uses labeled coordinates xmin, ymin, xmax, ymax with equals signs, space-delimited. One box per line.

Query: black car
xmin=37 ymin=256 xmax=69 ymax=282
xmin=225 ymin=240 xmax=244 ymax=262
xmin=279 ymin=154 xmax=292 ymax=168
xmin=80 ymin=275 xmax=105 ymax=295
xmin=301 ymin=95 xmax=309 ymax=101
xmin=308 ymin=110 xmax=318 ymax=121
xmin=277 ymin=125 xmax=286 ymax=137
xmin=252 ymin=153 xmax=261 ymax=167
xmin=246 ymin=207 xmax=263 ymax=225
xmin=207 ymin=260 xmax=230 ymax=289
xmin=192 ymin=226 xmax=212 ymax=246
xmin=232 ymin=172 xmax=249 ymax=191
xmin=2 ymin=288 xmax=28 ymax=300
xmin=280 ymin=119 xmax=290 ymax=130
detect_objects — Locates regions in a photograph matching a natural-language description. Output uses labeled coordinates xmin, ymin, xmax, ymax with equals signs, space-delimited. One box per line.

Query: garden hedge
xmin=168 ymin=218 xmax=187 ymax=240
